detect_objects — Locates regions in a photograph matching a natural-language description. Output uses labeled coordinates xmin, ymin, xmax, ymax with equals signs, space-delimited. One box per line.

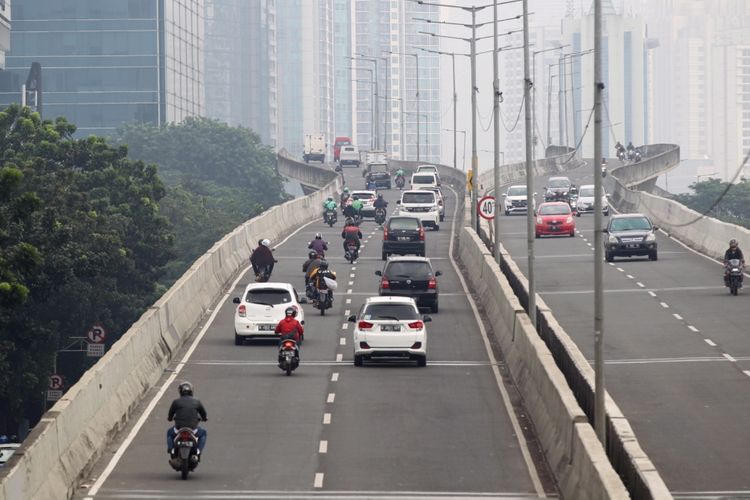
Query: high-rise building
xmin=353 ymin=0 xmax=441 ymax=162
xmin=0 ymin=1 xmax=10 ymax=69
xmin=333 ymin=0 xmax=353 ymax=139
xmin=0 ymin=0 xmax=204 ymax=136
xmin=204 ymin=0 xmax=277 ymax=145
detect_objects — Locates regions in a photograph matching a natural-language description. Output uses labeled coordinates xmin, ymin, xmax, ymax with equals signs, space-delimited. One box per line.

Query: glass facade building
xmin=0 ymin=0 xmax=204 ymax=137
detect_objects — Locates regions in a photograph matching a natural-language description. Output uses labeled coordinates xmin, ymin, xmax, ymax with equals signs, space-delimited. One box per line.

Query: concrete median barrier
xmin=0 ymin=155 xmax=340 ymax=500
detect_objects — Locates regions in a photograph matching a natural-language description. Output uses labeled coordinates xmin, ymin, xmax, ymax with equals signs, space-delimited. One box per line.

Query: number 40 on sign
xmin=477 ymin=196 xmax=496 ymax=220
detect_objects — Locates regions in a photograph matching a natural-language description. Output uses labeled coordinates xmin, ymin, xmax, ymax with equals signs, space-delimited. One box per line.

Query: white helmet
xmin=261 ymin=238 xmax=271 ymax=247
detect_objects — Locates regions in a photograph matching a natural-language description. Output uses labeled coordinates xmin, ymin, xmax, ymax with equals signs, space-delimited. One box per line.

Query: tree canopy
xmin=674 ymin=178 xmax=750 ymax=228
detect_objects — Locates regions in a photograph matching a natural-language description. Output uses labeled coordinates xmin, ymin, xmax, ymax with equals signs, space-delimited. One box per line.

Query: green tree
xmin=116 ymin=118 xmax=286 ymax=283
xmin=675 ymin=179 xmax=750 ymax=228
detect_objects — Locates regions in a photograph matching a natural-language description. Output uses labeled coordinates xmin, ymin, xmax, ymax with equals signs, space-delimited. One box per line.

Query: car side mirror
xmin=233 ymin=297 xmax=241 ymax=304
xmin=653 ymin=226 xmax=659 ymax=231
xmin=396 ymin=200 xmax=401 ymax=205
xmin=435 ymin=271 xmax=442 ymax=277
xmin=299 ymin=297 xmax=308 ymax=304
xmin=602 ymin=228 xmax=609 ymax=233
xmin=543 ymin=186 xmax=547 ymax=190
xmin=423 ymin=315 xmax=432 ymax=323
xmin=375 ymin=270 xmax=382 ymax=276
xmin=348 ymin=315 xmax=356 ymax=322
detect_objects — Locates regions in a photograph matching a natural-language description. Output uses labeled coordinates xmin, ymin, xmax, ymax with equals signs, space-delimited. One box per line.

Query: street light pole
xmin=532 ymin=45 xmax=568 ymax=160
xmin=349 ymin=62 xmax=376 ymax=150
xmin=523 ymin=0 xmax=536 ymax=326
xmin=493 ymin=0 xmax=501 ymax=261
xmin=546 ymin=64 xmax=556 ymax=148
xmin=471 ymin=7 xmax=480 ymax=233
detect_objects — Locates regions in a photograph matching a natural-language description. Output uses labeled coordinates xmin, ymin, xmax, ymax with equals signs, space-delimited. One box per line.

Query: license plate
xmin=381 ymin=324 xmax=401 ymax=332
xmin=549 ymin=226 xmax=559 ymax=231
xmin=626 ymin=244 xmax=640 ymax=248
xmin=258 ymin=324 xmax=275 ymax=331
xmin=398 ymin=236 xmax=411 ymax=241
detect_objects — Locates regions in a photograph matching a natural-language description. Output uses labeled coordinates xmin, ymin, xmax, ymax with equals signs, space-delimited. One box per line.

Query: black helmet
xmin=319 ymin=261 xmax=329 ymax=270
xmin=285 ymin=306 xmax=297 ymax=317
xmin=377 ymin=193 xmax=383 ymax=198
xmin=730 ymin=239 xmax=739 ymax=248
xmin=178 ymin=381 xmax=193 ymax=397
xmin=327 ymin=196 xmax=333 ymax=201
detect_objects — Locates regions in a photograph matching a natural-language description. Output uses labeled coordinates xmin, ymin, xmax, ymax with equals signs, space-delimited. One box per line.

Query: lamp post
xmin=358 ymin=53 xmax=390 ymax=153
xmin=558 ymin=49 xmax=594 ymax=148
xmin=532 ymin=45 xmax=568 ymax=160
xmin=348 ymin=55 xmax=380 ymax=149
xmin=384 ymin=50 xmax=420 ymax=160
xmin=404 ymin=111 xmax=429 ymax=162
xmin=349 ymin=65 xmax=375 ymax=149
xmin=444 ymin=128 xmax=467 ymax=171
xmin=417 ymin=47 xmax=458 ymax=170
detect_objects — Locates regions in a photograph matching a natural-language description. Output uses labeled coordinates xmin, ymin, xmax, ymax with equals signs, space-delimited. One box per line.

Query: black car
xmin=604 ymin=213 xmax=658 ymax=261
xmin=382 ymin=216 xmax=425 ymax=259
xmin=375 ymin=256 xmax=441 ymax=313
xmin=367 ymin=171 xmax=392 ymax=189
xmin=544 ymin=176 xmax=574 ymax=202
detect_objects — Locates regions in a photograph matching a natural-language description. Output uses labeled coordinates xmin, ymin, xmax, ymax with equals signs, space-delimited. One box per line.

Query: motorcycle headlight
xmin=644 ymin=232 xmax=656 ymax=242
xmin=608 ymin=234 xmax=618 ymax=243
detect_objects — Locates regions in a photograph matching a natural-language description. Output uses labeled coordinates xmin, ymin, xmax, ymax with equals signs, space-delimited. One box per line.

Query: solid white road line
xmin=688 ymin=325 xmax=700 ymax=332
xmin=323 ymin=413 xmax=331 ymax=424
xmin=723 ymin=353 xmax=737 ymax=362
xmin=314 ymin=472 xmax=324 ymax=488
xmin=327 ymin=393 xmax=336 ymax=403
xmin=744 ymin=371 xmax=750 ymax=378
xmin=445 ymin=186 xmax=545 ymax=497
xmin=319 ymin=440 xmax=328 ymax=453
xmin=704 ymin=339 xmax=717 ymax=347
xmin=673 ymin=313 xmax=683 ymax=320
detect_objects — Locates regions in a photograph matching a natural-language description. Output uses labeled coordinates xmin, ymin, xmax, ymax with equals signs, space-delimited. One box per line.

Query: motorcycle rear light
xmin=408 ymin=321 xmax=424 ymax=329
xmin=419 ymin=228 xmax=425 ymax=241
xmin=411 ymin=342 xmax=422 ymax=349
xmin=428 ymin=278 xmax=437 ymax=289
xmin=282 ymin=341 xmax=295 ymax=349
xmin=358 ymin=321 xmax=374 ymax=329
xmin=381 ymin=278 xmax=390 ymax=289
xmin=360 ymin=342 xmax=371 ymax=349
xmin=179 ymin=431 xmax=193 ymax=440
xmin=238 ymin=304 xmax=246 ymax=317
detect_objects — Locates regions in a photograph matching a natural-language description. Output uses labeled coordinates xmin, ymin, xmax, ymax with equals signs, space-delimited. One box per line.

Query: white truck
xmin=303 ymin=134 xmax=326 ymax=163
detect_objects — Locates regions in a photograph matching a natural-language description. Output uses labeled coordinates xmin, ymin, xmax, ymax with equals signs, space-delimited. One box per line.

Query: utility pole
xmin=493 ymin=0 xmax=502 ymax=261
xmin=593 ymin=0 xmax=606 ymax=444
xmin=523 ymin=0 xmax=536 ymax=326
xmin=546 ymin=64 xmax=556 ymax=148
xmin=532 ymin=45 xmax=568 ymax=159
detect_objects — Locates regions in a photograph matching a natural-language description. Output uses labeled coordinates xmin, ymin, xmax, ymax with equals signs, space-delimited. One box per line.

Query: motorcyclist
xmin=627 ymin=141 xmax=634 ymax=152
xmin=303 ymin=250 xmax=319 ymax=285
xmin=323 ymin=196 xmax=337 ymax=213
xmin=373 ymin=193 xmax=388 ymax=210
xmin=342 ymin=197 xmax=356 ymax=218
xmin=340 ymin=187 xmax=351 ymax=206
xmin=366 ymin=175 xmax=377 ymax=190
xmin=351 ymin=197 xmax=364 ymax=218
xmin=310 ymin=260 xmax=337 ymax=302
xmin=724 ymin=239 xmax=745 ymax=285
xmin=250 ymin=239 xmax=276 ymax=280
xmin=308 ymin=233 xmax=328 ymax=257
xmin=275 ymin=307 xmax=304 ymax=358
xmin=167 ymin=382 xmax=207 ymax=462
xmin=342 ymin=217 xmax=363 ymax=254
xmin=395 ymin=168 xmax=406 ymax=182
xmin=304 ymin=252 xmax=324 ymax=297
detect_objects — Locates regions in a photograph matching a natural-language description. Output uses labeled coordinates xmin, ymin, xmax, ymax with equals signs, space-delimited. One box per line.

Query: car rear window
xmin=579 ymin=187 xmax=595 ymax=197
xmin=246 ymin=289 xmax=292 ymax=305
xmin=418 ymin=166 xmax=437 ymax=172
xmin=343 ymin=147 xmax=354 ymax=152
xmin=388 ymin=218 xmax=420 ymax=230
xmin=385 ymin=261 xmax=434 ymax=279
xmin=370 ymin=164 xmax=388 ymax=172
xmin=539 ymin=204 xmax=571 ymax=215
xmin=609 ymin=217 xmax=652 ymax=232
xmin=548 ymin=178 xmax=571 ymax=188
xmin=362 ymin=303 xmax=420 ymax=321
xmin=402 ymin=192 xmax=435 ymax=204
xmin=352 ymin=192 xmax=374 ymax=200
xmin=413 ymin=174 xmax=435 ymax=184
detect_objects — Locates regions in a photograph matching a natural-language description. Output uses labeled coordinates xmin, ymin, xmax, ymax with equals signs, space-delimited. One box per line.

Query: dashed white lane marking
xmin=327 ymin=393 xmax=336 ymax=403
xmin=636 ymin=282 xmax=645 ymax=288
xmin=626 ymin=274 xmax=634 ymax=279
xmin=344 ymin=309 xmax=350 ymax=316
xmin=660 ymin=302 xmax=670 ymax=308
xmin=345 ymin=298 xmax=351 ymax=304
xmin=323 ymin=413 xmax=331 ymax=424
xmin=724 ymin=353 xmax=737 ymax=362
xmin=319 ymin=440 xmax=328 ymax=453
xmin=608 ymin=262 xmax=615 ymax=266
xmin=346 ymin=289 xmax=352 ymax=294
xmin=331 ymin=372 xmax=339 ymax=382
xmin=744 ymin=370 xmax=750 ymax=378
xmin=704 ymin=339 xmax=717 ymax=347
xmin=648 ymin=291 xmax=657 ymax=297
xmin=339 ymin=337 xmax=346 ymax=345
xmin=617 ymin=267 xmax=625 ymax=272
xmin=582 ymin=238 xmax=588 ymax=242
xmin=348 ymin=280 xmax=354 ymax=286
xmin=351 ymin=266 xmax=357 ymax=271
xmin=590 ymin=247 xmax=595 ymax=251
xmin=342 ymin=323 xmax=349 ymax=330
xmin=673 ymin=313 xmax=683 ymax=320
xmin=314 ymin=472 xmax=324 ymax=488
xmin=688 ymin=325 xmax=700 ymax=332
xmin=335 ymin=353 xmax=343 ymax=362
xmin=349 ymin=273 xmax=355 ymax=278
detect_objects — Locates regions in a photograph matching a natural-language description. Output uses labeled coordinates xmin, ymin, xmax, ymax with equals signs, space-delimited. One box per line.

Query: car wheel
xmin=605 ymin=251 xmax=614 ymax=262
xmin=434 ymin=225 xmax=440 ymax=231
xmin=649 ymin=250 xmax=658 ymax=261
xmin=604 ymin=209 xmax=610 ymax=216
xmin=569 ymin=231 xmax=575 ymax=237
xmin=439 ymin=215 xmax=444 ymax=222
xmin=576 ymin=212 xmax=581 ymax=217
xmin=535 ymin=232 xmax=540 ymax=239
xmin=354 ymin=354 xmax=363 ymax=367
xmin=416 ymin=356 xmax=427 ymax=367
xmin=431 ymin=301 xmax=439 ymax=313
xmin=234 ymin=333 xmax=243 ymax=346
xmin=382 ymin=251 xmax=387 ymax=261
xmin=505 ymin=210 xmax=510 ymax=216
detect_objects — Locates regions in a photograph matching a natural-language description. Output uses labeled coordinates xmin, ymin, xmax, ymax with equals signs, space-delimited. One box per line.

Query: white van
xmin=339 ymin=145 xmax=360 ymax=167
xmin=397 ymin=190 xmax=440 ymax=230
xmin=410 ymin=172 xmax=439 ymax=190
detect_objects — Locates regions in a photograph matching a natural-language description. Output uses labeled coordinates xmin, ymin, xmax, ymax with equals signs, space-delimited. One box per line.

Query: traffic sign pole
xmin=477 ymin=195 xmax=496 ymax=220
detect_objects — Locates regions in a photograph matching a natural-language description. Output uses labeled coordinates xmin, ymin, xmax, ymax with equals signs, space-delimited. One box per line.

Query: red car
xmin=535 ymin=202 xmax=576 ymax=238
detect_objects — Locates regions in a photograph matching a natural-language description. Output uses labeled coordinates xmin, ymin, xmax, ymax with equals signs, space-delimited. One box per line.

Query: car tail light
xmin=381 ymin=278 xmax=390 ymax=289
xmin=411 ymin=342 xmax=422 ymax=349
xmin=238 ymin=304 xmax=246 ymax=317
xmin=358 ymin=321 xmax=374 ymax=330
xmin=383 ymin=227 xmax=389 ymax=239
xmin=428 ymin=278 xmax=437 ymax=289
xmin=360 ymin=341 xmax=371 ymax=349
xmin=419 ymin=227 xmax=425 ymax=241
xmin=408 ymin=321 xmax=424 ymax=329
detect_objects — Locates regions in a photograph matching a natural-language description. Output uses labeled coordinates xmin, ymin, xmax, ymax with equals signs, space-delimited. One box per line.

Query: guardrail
xmin=0 ymin=155 xmax=340 ymax=500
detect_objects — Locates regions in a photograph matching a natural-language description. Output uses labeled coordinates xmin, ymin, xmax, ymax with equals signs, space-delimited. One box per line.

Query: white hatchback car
xmin=233 ymin=282 xmax=306 ymax=345
xmin=574 ymin=184 xmax=610 ymax=216
xmin=397 ymin=190 xmax=440 ymax=230
xmin=349 ymin=296 xmax=431 ymax=366
xmin=350 ymin=190 xmax=377 ymax=218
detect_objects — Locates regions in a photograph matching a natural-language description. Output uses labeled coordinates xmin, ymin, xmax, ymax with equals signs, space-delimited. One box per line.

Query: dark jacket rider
xmin=167 ymin=382 xmax=207 ymax=456
xmin=250 ymin=239 xmax=275 ymax=276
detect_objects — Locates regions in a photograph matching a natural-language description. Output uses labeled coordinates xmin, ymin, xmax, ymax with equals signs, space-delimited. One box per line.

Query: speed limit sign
xmin=478 ymin=196 xmax=496 ymax=220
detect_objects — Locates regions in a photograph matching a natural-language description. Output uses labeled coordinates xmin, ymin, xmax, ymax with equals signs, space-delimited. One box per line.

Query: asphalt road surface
xmin=76 ymin=167 xmax=555 ymax=499
xmin=493 ymin=162 xmax=750 ymax=497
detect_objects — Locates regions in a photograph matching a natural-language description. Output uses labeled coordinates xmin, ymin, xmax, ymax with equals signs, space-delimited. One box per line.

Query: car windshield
xmin=539 ymin=204 xmax=571 ymax=215
xmin=388 ymin=218 xmax=420 ymax=230
xmin=246 ymin=289 xmax=292 ymax=305
xmin=548 ymin=178 xmax=570 ymax=188
xmin=412 ymin=175 xmax=435 ymax=184
xmin=362 ymin=303 xmax=419 ymax=321
xmin=609 ymin=217 xmax=652 ymax=232
xmin=507 ymin=186 xmax=526 ymax=196
xmin=385 ymin=262 xmax=434 ymax=279
xmin=402 ymin=192 xmax=435 ymax=204
xmin=579 ymin=187 xmax=595 ymax=197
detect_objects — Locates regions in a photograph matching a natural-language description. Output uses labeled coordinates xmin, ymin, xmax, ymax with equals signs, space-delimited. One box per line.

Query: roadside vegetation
xmin=674 ymin=178 xmax=750 ymax=228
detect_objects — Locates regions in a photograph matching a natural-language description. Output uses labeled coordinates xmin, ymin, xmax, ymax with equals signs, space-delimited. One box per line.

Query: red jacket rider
xmin=275 ymin=310 xmax=304 ymax=343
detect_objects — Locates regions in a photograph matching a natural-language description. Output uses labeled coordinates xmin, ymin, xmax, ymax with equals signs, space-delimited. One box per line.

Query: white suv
xmin=574 ymin=184 xmax=610 ymax=216
xmin=502 ymin=185 xmax=534 ymax=215
xmin=397 ymin=190 xmax=440 ymax=230
xmin=349 ymin=296 xmax=431 ymax=367
xmin=233 ymin=282 xmax=306 ymax=345
xmin=416 ymin=164 xmax=441 ymax=185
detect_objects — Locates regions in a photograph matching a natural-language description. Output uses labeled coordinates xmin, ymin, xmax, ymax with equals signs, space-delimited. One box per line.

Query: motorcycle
xmin=315 ymin=287 xmax=333 ymax=315
xmin=602 ymin=165 xmax=608 ymax=178
xmin=374 ymin=207 xmax=386 ymax=225
xmin=169 ymin=427 xmax=200 ymax=479
xmin=352 ymin=212 xmax=363 ymax=226
xmin=395 ymin=176 xmax=405 ymax=189
xmin=278 ymin=338 xmax=300 ymax=375
xmin=726 ymin=259 xmax=744 ymax=296
xmin=324 ymin=209 xmax=337 ymax=227
xmin=255 ymin=264 xmax=272 ymax=282
xmin=345 ymin=241 xmax=359 ymax=264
